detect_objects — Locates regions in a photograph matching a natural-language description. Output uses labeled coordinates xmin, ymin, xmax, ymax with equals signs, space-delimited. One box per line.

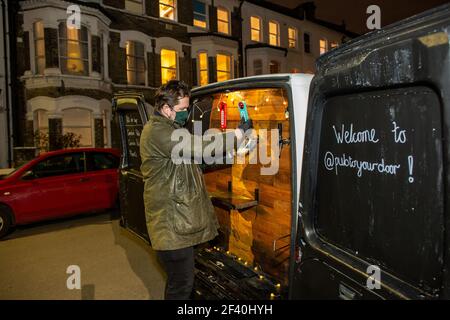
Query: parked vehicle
xmin=0 ymin=148 xmax=120 ymax=238
xmin=114 ymin=3 xmax=450 ymax=299
xmin=294 ymin=3 xmax=450 ymax=299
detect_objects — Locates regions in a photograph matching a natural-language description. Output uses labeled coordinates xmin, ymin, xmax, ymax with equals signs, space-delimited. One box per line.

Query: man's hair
xmin=154 ymin=80 xmax=191 ymax=112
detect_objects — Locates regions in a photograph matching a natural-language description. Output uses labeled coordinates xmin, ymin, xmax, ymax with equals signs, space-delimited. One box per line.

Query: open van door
xmin=112 ymin=92 xmax=152 ymax=243
xmin=292 ymin=4 xmax=450 ymax=300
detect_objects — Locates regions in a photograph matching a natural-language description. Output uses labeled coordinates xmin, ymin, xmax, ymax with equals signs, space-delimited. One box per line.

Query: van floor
xmin=193 ymin=247 xmax=285 ymax=300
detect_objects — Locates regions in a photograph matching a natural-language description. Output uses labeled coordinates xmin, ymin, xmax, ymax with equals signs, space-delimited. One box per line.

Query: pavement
xmin=0 ymin=210 xmax=166 ymax=300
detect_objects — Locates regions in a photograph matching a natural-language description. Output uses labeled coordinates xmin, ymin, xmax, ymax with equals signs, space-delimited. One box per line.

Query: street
xmin=0 ymin=210 xmax=165 ymax=300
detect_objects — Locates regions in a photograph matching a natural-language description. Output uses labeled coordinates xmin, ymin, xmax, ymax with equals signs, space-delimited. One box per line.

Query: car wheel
xmin=0 ymin=205 xmax=12 ymax=239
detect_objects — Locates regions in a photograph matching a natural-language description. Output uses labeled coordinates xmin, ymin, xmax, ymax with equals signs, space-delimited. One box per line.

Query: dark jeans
xmin=156 ymin=246 xmax=195 ymax=300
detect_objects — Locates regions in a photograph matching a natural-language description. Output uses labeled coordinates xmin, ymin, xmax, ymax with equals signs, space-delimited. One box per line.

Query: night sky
xmin=267 ymin=0 xmax=449 ymax=35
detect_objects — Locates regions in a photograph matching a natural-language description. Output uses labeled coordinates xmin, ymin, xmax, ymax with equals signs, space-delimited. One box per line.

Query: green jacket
xmin=140 ymin=114 xmax=228 ymax=251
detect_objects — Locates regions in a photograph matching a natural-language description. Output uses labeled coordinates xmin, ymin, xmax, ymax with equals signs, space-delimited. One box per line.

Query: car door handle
xmin=339 ymin=283 xmax=357 ymax=300
xmin=79 ymin=177 xmax=90 ymax=182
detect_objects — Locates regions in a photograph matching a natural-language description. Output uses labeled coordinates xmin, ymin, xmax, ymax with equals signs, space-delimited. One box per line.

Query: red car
xmin=0 ymin=148 xmax=120 ymax=238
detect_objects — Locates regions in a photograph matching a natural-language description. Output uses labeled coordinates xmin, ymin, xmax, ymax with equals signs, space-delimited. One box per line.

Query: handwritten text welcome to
xmin=324 ymin=121 xmax=414 ymax=183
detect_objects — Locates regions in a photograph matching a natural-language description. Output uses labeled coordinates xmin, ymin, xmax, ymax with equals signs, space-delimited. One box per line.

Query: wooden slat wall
xmin=203 ymin=89 xmax=292 ymax=285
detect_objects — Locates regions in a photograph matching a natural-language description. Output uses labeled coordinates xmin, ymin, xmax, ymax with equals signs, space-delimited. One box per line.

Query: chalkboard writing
xmin=315 ymin=86 xmax=444 ymax=289
xmin=123 ymin=111 xmax=143 ymax=169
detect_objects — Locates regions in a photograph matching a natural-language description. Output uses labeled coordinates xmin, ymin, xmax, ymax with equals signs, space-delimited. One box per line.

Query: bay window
xmin=216 ymin=53 xmax=231 ymax=82
xmin=58 ymin=22 xmax=89 ymax=76
xmin=34 ymin=21 xmax=45 ymax=74
xmin=198 ymin=52 xmax=208 ymax=86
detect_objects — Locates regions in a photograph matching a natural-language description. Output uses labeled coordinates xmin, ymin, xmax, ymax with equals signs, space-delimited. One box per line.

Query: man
xmin=140 ymin=80 xmax=251 ymax=300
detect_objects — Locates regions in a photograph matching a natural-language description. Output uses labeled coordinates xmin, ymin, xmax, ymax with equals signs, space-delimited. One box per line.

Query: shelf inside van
xmin=209 ymin=191 xmax=258 ymax=210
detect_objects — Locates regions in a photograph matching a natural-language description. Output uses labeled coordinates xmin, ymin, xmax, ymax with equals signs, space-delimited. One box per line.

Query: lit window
xmin=330 ymin=41 xmax=338 ymax=49
xmin=161 ymin=49 xmax=177 ymax=84
xmin=126 ymin=41 xmax=146 ymax=86
xmin=216 ymin=53 xmax=231 ymax=82
xmin=269 ymin=21 xmax=279 ymax=46
xmin=304 ymin=33 xmax=311 ymax=53
xmin=217 ymin=7 xmax=230 ymax=35
xmin=160 ymin=0 xmax=176 ymax=20
xmin=193 ymin=0 xmax=207 ymax=29
xmin=288 ymin=27 xmax=297 ymax=48
xmin=63 ymin=108 xmax=93 ymax=147
xmin=253 ymin=59 xmax=262 ymax=75
xmin=58 ymin=23 xmax=89 ymax=76
xmin=269 ymin=60 xmax=279 ymax=74
xmin=34 ymin=21 xmax=45 ymax=74
xmin=198 ymin=52 xmax=208 ymax=86
xmin=125 ymin=0 xmax=143 ymax=14
xmin=250 ymin=16 xmax=261 ymax=42
xmin=320 ymin=39 xmax=327 ymax=55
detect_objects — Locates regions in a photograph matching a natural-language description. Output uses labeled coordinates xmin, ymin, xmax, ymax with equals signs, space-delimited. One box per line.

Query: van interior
xmin=186 ymin=87 xmax=293 ymax=299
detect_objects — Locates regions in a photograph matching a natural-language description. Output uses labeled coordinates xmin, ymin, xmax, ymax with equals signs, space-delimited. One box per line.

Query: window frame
xmin=268 ymin=20 xmax=280 ymax=47
xmin=159 ymin=0 xmax=177 ymax=21
xmin=253 ymin=59 xmax=263 ymax=75
xmin=62 ymin=108 xmax=94 ymax=148
xmin=160 ymin=48 xmax=178 ymax=85
xmin=217 ymin=7 xmax=230 ymax=35
xmin=125 ymin=40 xmax=146 ymax=86
xmin=33 ymin=21 xmax=45 ymax=75
xmin=197 ymin=51 xmax=209 ymax=86
xmin=269 ymin=60 xmax=280 ymax=74
xmin=58 ymin=22 xmax=90 ymax=76
xmin=216 ymin=52 xmax=232 ymax=82
xmin=193 ymin=0 xmax=208 ymax=29
xmin=319 ymin=38 xmax=328 ymax=55
xmin=250 ymin=16 xmax=262 ymax=42
xmin=288 ymin=27 xmax=297 ymax=49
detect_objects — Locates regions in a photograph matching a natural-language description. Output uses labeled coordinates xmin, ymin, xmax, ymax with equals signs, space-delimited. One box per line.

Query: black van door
xmin=291 ymin=4 xmax=450 ymax=299
xmin=113 ymin=93 xmax=151 ymax=243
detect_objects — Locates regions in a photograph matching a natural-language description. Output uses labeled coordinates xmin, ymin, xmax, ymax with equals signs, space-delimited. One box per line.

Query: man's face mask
xmin=174 ymin=110 xmax=189 ymax=126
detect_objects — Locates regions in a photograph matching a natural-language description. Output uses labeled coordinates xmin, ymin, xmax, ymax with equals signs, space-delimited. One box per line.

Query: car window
xmin=30 ymin=153 xmax=85 ymax=179
xmin=86 ymin=152 xmax=119 ymax=171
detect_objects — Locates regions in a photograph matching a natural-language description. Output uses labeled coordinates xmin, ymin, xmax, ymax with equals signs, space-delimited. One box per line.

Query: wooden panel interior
xmin=202 ymin=88 xmax=292 ymax=285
